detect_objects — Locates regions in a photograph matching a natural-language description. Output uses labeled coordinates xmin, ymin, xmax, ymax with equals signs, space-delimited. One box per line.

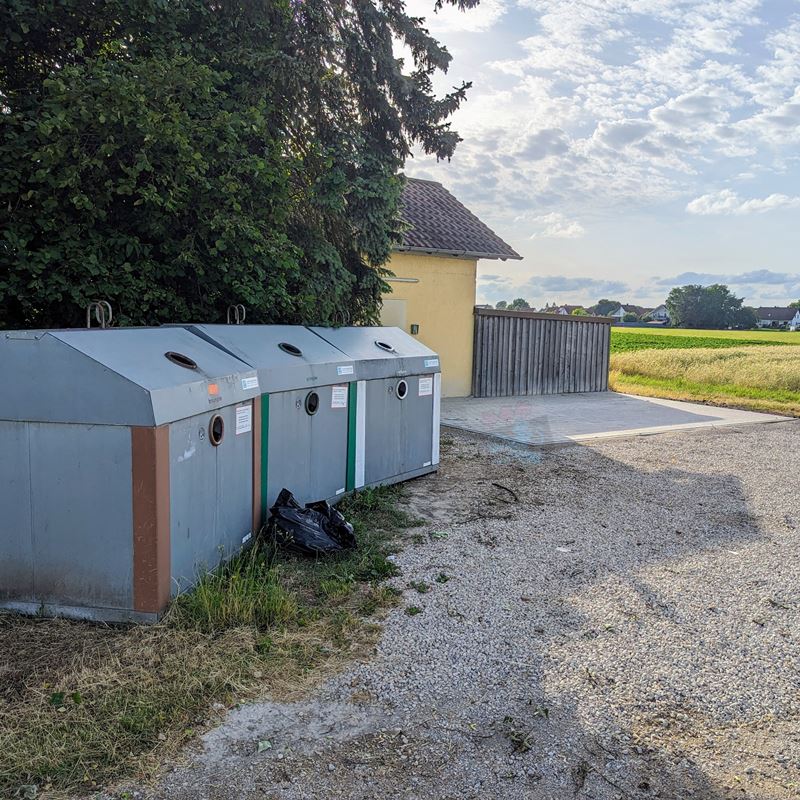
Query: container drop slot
xmin=305 ymin=391 xmax=320 ymax=416
xmin=165 ymin=351 xmax=198 ymax=370
xmin=375 ymin=340 xmax=395 ymax=352
xmin=396 ymin=379 xmax=408 ymax=399
xmin=279 ymin=342 xmax=303 ymax=357
xmin=209 ymin=414 xmax=225 ymax=446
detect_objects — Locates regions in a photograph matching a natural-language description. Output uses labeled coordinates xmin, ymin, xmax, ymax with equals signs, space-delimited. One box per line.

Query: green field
xmin=611 ymin=327 xmax=800 ymax=353
xmin=610 ymin=328 xmax=800 ymax=416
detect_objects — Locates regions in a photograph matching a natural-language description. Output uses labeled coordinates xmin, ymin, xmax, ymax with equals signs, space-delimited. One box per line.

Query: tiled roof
xmin=757 ymin=307 xmax=797 ymax=321
xmin=398 ymin=178 xmax=522 ymax=260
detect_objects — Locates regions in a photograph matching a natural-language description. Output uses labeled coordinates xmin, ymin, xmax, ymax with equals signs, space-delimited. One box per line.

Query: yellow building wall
xmin=380 ymin=252 xmax=477 ymax=398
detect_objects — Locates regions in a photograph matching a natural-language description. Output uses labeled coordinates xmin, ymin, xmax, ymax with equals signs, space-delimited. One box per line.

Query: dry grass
xmin=610 ymin=345 xmax=800 ymax=416
xmin=0 ymin=486 xmax=417 ymax=798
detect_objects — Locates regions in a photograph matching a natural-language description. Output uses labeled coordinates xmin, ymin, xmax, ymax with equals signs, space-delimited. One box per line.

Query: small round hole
xmin=396 ymin=379 xmax=408 ymax=400
xmin=209 ymin=415 xmax=224 ymax=446
xmin=279 ymin=342 xmax=303 ymax=357
xmin=375 ymin=340 xmax=395 ymax=352
xmin=305 ymin=391 xmax=320 ymax=415
xmin=165 ymin=351 xmax=198 ymax=369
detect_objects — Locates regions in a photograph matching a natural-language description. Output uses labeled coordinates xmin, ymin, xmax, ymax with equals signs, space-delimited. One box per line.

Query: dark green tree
xmin=732 ymin=306 xmax=759 ymax=329
xmin=508 ymin=298 xmax=531 ymax=310
xmin=495 ymin=300 xmax=508 ymax=309
xmin=666 ymin=284 xmax=748 ymax=329
xmin=789 ymin=300 xmax=800 ymax=309
xmin=593 ymin=298 xmax=622 ymax=316
xmin=0 ymin=0 xmax=477 ymax=328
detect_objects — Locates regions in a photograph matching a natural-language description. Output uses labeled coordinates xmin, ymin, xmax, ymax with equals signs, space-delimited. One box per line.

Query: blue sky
xmin=403 ymin=0 xmax=800 ymax=309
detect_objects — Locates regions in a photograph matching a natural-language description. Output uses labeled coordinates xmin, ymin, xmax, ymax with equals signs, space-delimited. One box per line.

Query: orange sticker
xmin=208 ymin=383 xmax=219 ymax=396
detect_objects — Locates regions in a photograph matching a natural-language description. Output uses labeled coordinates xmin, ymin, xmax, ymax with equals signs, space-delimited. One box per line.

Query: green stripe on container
xmin=346 ymin=381 xmax=357 ymax=491
xmin=261 ymin=392 xmax=269 ymax=522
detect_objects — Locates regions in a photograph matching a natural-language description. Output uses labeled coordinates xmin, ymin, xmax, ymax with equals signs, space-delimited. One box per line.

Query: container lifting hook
xmin=227 ymin=304 xmax=246 ymax=325
xmin=86 ymin=300 xmax=113 ymax=329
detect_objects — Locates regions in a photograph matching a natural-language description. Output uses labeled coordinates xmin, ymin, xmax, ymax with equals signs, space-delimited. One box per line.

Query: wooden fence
xmin=472 ymin=308 xmax=611 ymax=397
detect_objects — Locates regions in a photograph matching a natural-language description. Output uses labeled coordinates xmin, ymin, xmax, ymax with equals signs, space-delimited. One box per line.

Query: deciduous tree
xmin=666 ymin=284 xmax=748 ymax=329
xmin=1 ymin=0 xmax=477 ymax=328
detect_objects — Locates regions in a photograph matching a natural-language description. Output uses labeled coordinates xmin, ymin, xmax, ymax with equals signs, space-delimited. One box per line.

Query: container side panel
xmin=266 ymin=389 xmax=348 ymax=508
xmin=0 ymin=422 xmax=34 ymax=601
xmin=404 ymin=378 xmax=435 ymax=473
xmin=29 ymin=424 xmax=133 ymax=609
xmin=266 ymin=390 xmax=312 ymax=510
xmin=363 ymin=377 xmax=434 ymax=484
xmin=363 ymin=379 xmax=401 ymax=485
xmin=131 ymin=425 xmax=171 ymax=614
xmin=308 ymin=386 xmax=349 ymax=501
xmin=215 ymin=402 xmax=255 ymax=558
xmin=169 ymin=414 xmax=219 ymax=593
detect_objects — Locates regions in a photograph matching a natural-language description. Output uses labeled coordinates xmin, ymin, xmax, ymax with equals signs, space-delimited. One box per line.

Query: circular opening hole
xmin=165 ymin=351 xmax=198 ymax=370
xmin=396 ymin=379 xmax=408 ymax=400
xmin=209 ymin=414 xmax=224 ymax=446
xmin=305 ymin=391 xmax=320 ymax=416
xmin=278 ymin=342 xmax=303 ymax=357
xmin=375 ymin=340 xmax=395 ymax=352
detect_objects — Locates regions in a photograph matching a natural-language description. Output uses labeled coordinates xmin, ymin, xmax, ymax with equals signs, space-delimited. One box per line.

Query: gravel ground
xmin=127 ymin=420 xmax=800 ymax=800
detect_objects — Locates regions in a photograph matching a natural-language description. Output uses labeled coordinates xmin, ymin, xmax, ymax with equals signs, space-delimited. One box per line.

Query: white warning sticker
xmin=235 ymin=404 xmax=252 ymax=435
xmin=424 ymin=358 xmax=439 ymax=368
xmin=418 ymin=376 xmax=433 ymax=396
xmin=241 ymin=375 xmax=259 ymax=391
xmin=331 ymin=385 xmax=348 ymax=409
xmin=337 ymin=365 xmax=354 ymax=376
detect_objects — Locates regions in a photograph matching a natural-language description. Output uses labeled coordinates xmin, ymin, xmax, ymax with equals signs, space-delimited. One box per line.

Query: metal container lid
xmin=0 ymin=327 xmax=260 ymax=426
xmin=308 ymin=326 xmax=440 ymax=380
xmin=182 ymin=325 xmax=356 ymax=393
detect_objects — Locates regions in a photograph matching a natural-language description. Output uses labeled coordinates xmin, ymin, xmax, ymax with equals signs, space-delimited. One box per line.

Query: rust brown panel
xmin=131 ymin=425 xmax=171 ymax=613
xmin=251 ymin=396 xmax=262 ymax=536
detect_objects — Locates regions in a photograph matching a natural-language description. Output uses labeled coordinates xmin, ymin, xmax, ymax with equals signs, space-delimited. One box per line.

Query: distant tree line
xmin=490 ymin=287 xmax=770 ymax=329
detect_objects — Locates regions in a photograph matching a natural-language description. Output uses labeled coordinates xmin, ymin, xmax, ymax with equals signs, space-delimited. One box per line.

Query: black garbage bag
xmin=267 ymin=488 xmax=356 ymax=555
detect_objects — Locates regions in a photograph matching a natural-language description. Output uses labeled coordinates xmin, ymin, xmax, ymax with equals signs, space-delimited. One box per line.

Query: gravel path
xmin=133 ymin=420 xmax=800 ymax=800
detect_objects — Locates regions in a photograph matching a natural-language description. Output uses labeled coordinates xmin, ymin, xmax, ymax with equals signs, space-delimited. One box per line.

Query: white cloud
xmin=403 ymin=0 xmax=506 ymax=32
xmin=526 ymin=213 xmax=585 ymax=239
xmin=410 ymin=0 xmax=800 ymax=220
xmin=686 ymin=189 xmax=800 ymax=215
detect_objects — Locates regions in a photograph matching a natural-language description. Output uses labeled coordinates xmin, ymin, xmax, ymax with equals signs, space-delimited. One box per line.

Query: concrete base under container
xmin=0 ymin=599 xmax=160 ymax=625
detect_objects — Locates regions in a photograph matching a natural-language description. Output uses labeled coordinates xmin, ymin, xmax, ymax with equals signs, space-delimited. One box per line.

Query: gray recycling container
xmin=309 ymin=326 xmax=441 ymax=489
xmin=0 ymin=327 xmax=261 ymax=623
xmin=182 ymin=325 xmax=356 ymax=518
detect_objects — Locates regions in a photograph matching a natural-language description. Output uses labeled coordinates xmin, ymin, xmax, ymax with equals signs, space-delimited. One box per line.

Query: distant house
xmin=381 ymin=178 xmax=521 ymax=397
xmin=609 ymin=304 xmax=650 ymax=323
xmin=642 ymin=304 xmax=670 ymax=324
xmin=756 ymin=307 xmax=800 ymax=329
xmin=554 ymin=304 xmax=588 ymax=315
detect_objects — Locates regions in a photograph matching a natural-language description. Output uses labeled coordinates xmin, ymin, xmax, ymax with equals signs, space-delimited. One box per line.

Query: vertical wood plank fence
xmin=472 ymin=308 xmax=611 ymax=397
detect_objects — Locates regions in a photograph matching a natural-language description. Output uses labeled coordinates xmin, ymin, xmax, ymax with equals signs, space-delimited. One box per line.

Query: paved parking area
xmin=441 ymin=391 xmax=789 ymax=445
